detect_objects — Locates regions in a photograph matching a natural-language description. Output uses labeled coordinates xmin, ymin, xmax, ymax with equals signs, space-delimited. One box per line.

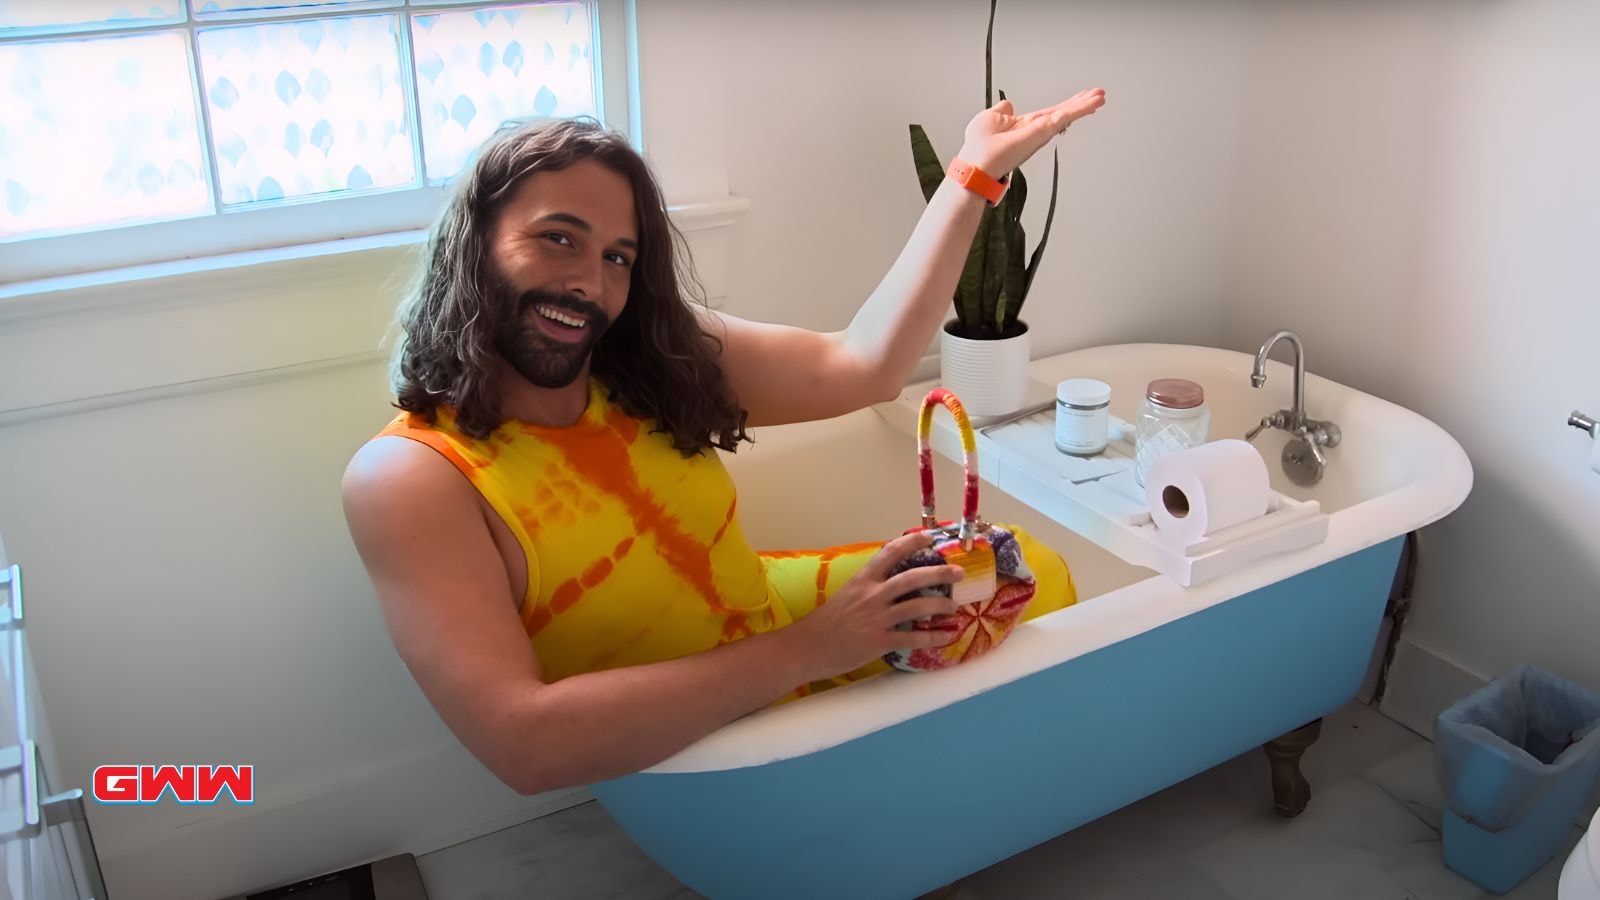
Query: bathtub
xmin=587 ymin=342 xmax=1473 ymax=900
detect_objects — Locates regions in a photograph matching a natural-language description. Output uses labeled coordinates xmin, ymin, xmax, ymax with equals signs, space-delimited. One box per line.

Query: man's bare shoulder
xmin=342 ymin=434 xmax=475 ymax=524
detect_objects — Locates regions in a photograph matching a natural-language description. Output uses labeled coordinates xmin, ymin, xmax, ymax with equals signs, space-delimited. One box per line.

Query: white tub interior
xmin=655 ymin=344 xmax=1472 ymax=774
xmin=1028 ymin=344 xmax=1457 ymax=516
xmin=724 ymin=403 xmax=1153 ymax=604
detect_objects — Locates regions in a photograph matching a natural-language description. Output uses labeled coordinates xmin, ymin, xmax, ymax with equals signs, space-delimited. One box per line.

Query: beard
xmin=491 ymin=282 xmax=613 ymax=390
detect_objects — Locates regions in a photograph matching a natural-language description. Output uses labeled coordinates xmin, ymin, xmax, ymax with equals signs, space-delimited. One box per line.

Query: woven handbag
xmin=883 ymin=387 xmax=1038 ymax=672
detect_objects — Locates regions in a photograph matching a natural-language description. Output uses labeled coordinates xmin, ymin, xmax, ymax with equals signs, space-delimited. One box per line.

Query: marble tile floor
xmin=415 ymin=702 xmax=1583 ymax=900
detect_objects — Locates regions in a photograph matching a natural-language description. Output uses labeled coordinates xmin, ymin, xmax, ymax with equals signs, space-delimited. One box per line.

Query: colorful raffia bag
xmin=883 ymin=388 xmax=1038 ymax=672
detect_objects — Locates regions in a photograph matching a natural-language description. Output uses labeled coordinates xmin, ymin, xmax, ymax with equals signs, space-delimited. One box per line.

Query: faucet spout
xmin=1252 ymin=329 xmax=1307 ymax=428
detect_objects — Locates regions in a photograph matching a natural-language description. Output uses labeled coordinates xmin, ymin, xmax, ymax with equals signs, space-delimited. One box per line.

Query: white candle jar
xmin=1055 ymin=378 xmax=1112 ymax=456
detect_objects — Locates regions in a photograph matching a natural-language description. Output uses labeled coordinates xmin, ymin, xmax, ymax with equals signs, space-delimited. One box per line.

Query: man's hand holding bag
xmin=882 ymin=388 xmax=1039 ymax=672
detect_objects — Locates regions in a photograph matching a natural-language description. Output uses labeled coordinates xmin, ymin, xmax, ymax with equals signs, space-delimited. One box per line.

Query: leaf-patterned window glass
xmin=196 ymin=13 xmax=416 ymax=206
xmin=0 ymin=31 xmax=211 ymax=238
xmin=194 ymin=1 xmax=400 ymax=17
xmin=411 ymin=2 xmax=597 ymax=183
xmin=0 ymin=0 xmax=621 ymax=256
xmin=0 ymin=1 xmax=183 ymax=36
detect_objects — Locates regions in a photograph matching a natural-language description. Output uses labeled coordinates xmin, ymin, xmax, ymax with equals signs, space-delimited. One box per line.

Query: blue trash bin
xmin=1435 ymin=665 xmax=1600 ymax=894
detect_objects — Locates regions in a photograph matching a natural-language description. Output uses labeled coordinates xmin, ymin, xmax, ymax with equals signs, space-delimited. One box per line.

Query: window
xmin=0 ymin=0 xmax=634 ymax=283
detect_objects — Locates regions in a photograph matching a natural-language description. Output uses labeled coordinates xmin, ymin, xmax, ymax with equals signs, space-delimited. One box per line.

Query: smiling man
xmin=343 ymin=90 xmax=1105 ymax=796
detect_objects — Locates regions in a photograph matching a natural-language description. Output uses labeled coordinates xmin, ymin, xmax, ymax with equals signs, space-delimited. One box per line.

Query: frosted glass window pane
xmin=0 ymin=33 xmax=211 ymax=238
xmin=196 ymin=14 xmax=416 ymax=206
xmin=195 ymin=1 xmax=396 ymax=16
xmin=411 ymin=2 xmax=597 ymax=182
xmin=0 ymin=1 xmax=182 ymax=33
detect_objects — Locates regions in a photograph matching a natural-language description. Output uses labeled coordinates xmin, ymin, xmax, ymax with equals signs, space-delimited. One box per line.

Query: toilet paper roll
xmin=1591 ymin=435 xmax=1600 ymax=476
xmin=1144 ymin=439 xmax=1273 ymax=545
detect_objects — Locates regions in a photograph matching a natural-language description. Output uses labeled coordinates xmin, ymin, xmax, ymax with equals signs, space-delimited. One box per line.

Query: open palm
xmin=961 ymin=87 xmax=1106 ymax=176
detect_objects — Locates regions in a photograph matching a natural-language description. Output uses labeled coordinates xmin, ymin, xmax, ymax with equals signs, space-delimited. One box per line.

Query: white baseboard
xmin=96 ymin=737 xmax=591 ymax=900
xmin=412 ymin=785 xmax=594 ymax=858
xmin=1378 ymin=637 xmax=1489 ymax=740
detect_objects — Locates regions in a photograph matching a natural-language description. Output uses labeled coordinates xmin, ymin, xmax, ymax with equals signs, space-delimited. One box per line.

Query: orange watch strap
xmin=947 ymin=157 xmax=1009 ymax=206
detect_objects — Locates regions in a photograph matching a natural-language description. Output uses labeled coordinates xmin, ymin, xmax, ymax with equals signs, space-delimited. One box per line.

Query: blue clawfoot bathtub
xmin=589 ymin=343 xmax=1473 ymax=900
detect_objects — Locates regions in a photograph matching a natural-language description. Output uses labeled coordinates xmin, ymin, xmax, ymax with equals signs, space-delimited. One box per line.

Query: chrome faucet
xmin=1251 ymin=330 xmax=1307 ymax=422
xmin=1246 ymin=329 xmax=1341 ymax=485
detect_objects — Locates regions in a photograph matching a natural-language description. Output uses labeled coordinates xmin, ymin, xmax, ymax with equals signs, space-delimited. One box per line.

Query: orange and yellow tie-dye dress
xmin=378 ymin=379 xmax=1077 ymax=698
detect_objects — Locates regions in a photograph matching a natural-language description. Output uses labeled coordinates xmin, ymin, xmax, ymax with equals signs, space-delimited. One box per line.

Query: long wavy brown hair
xmin=390 ymin=118 xmax=749 ymax=455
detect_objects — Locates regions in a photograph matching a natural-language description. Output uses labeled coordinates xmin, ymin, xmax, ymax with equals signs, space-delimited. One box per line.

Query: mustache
xmin=516 ymin=289 xmax=609 ymax=327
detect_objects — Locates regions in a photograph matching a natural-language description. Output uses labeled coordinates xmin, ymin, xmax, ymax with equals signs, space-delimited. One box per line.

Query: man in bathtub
xmin=342 ymin=87 xmax=1106 ymax=794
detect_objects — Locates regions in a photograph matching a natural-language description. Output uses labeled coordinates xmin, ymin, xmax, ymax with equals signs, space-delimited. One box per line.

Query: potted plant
xmin=908 ymin=0 xmax=1057 ymax=418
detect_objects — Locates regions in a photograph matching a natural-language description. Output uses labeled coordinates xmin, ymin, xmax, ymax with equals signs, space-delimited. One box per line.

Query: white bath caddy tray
xmin=873 ymin=380 xmax=1330 ymax=587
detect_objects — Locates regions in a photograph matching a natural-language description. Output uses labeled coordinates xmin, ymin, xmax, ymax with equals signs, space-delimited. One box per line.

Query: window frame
xmin=0 ymin=0 xmax=637 ymax=286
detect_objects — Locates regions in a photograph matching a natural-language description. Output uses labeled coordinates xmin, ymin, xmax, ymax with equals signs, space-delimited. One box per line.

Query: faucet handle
xmin=1246 ymin=410 xmax=1290 ymax=442
xmin=1296 ymin=427 xmax=1328 ymax=469
xmin=1305 ymin=418 xmax=1342 ymax=449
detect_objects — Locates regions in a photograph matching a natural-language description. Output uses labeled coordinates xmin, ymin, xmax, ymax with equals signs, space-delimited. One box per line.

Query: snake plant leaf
xmin=988 ymin=147 xmax=1025 ymax=330
xmin=1007 ymin=152 xmax=1028 ymax=219
xmin=1023 ymin=149 xmax=1060 ymax=300
xmin=908 ymin=124 xmax=944 ymax=205
xmin=1002 ymin=203 xmax=1027 ymax=328
xmin=985 ymin=0 xmax=996 ymax=109
xmin=982 ymin=204 xmax=1010 ymax=335
xmin=955 ymin=211 xmax=990 ymax=330
xmin=991 ymin=86 xmax=1030 ymax=331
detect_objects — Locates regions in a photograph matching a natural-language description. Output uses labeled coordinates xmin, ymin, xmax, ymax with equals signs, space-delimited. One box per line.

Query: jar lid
xmin=1146 ymin=378 xmax=1205 ymax=409
xmin=1057 ymin=378 xmax=1111 ymax=407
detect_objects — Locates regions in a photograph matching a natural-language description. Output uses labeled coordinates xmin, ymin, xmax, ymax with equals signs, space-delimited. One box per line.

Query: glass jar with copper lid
xmin=1134 ymin=378 xmax=1211 ymax=486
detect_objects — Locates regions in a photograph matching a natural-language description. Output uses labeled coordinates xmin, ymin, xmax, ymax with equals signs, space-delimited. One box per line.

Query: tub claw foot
xmin=1263 ymin=718 xmax=1322 ymax=818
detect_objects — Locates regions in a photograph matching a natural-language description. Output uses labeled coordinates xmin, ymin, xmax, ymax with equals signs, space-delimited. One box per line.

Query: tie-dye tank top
xmin=378 ymin=379 xmax=1079 ymax=700
xmin=377 ymin=379 xmax=799 ymax=684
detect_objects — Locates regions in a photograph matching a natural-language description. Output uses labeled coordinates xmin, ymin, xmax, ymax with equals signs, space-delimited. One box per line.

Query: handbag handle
xmin=917 ymin=387 xmax=981 ymax=550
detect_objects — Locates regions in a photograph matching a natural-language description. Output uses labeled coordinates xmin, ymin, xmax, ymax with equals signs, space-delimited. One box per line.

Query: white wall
xmin=719 ymin=0 xmax=1253 ymax=349
xmin=0 ymin=4 xmax=1253 ymax=898
xmin=1218 ymin=0 xmax=1600 ymax=730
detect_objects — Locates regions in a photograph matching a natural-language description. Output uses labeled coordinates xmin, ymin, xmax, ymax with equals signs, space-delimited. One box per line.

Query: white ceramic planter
xmin=938 ymin=320 xmax=1030 ymax=418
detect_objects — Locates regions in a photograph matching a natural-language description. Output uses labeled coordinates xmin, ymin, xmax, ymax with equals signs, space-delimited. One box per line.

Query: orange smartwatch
xmin=946 ymin=157 xmax=1009 ymax=206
